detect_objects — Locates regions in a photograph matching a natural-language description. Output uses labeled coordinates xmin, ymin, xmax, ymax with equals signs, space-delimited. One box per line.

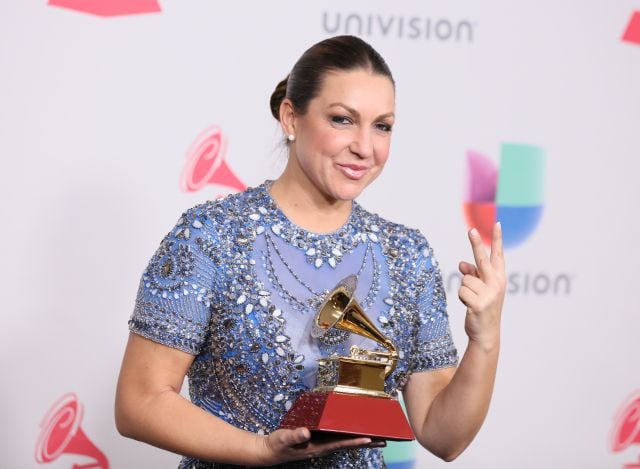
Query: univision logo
xmin=322 ymin=12 xmax=475 ymax=42
xmin=457 ymin=143 xmax=573 ymax=296
xmin=464 ymin=143 xmax=545 ymax=248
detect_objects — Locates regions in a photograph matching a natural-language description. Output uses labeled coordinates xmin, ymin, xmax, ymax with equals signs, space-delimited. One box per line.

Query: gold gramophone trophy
xmin=279 ymin=275 xmax=415 ymax=441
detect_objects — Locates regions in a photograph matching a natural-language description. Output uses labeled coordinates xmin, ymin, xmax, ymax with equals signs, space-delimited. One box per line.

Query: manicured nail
xmin=496 ymin=221 xmax=501 ymax=230
xmin=470 ymin=228 xmax=479 ymax=237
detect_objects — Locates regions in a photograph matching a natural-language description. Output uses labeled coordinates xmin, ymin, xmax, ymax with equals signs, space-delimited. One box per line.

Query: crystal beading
xmin=128 ymin=181 xmax=458 ymax=468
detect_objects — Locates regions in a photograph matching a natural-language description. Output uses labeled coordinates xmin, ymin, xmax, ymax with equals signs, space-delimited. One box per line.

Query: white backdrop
xmin=1 ymin=1 xmax=639 ymax=468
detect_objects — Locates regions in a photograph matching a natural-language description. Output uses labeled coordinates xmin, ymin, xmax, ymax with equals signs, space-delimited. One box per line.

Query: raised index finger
xmin=490 ymin=221 xmax=505 ymax=271
xmin=468 ymin=227 xmax=491 ymax=279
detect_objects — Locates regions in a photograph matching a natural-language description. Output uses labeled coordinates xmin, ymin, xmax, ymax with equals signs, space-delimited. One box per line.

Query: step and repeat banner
xmin=1 ymin=1 xmax=639 ymax=468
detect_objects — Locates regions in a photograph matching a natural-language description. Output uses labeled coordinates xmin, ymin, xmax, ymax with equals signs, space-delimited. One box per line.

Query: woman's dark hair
xmin=269 ymin=35 xmax=394 ymax=121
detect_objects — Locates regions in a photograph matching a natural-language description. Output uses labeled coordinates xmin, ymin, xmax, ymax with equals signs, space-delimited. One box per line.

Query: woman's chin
xmin=330 ymin=183 xmax=368 ymax=202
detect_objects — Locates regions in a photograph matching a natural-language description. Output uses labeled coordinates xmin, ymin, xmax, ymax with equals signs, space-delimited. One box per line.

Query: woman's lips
xmin=336 ymin=163 xmax=369 ymax=180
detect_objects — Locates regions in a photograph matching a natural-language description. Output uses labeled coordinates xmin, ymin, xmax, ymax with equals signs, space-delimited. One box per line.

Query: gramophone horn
xmin=180 ymin=125 xmax=246 ymax=194
xmin=35 ymin=393 xmax=109 ymax=469
xmin=610 ymin=393 xmax=640 ymax=452
xmin=314 ymin=275 xmax=397 ymax=356
xmin=48 ymin=0 xmax=161 ymax=17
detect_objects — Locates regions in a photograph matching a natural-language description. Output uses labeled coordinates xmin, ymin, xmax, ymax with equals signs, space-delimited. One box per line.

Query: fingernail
xmin=496 ymin=221 xmax=502 ymax=230
xmin=470 ymin=228 xmax=479 ymax=237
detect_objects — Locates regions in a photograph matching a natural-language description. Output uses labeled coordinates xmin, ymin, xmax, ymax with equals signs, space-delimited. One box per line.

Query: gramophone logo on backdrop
xmin=610 ymin=391 xmax=640 ymax=468
xmin=35 ymin=393 xmax=109 ymax=469
xmin=623 ymin=11 xmax=640 ymax=45
xmin=464 ymin=143 xmax=545 ymax=248
xmin=48 ymin=0 xmax=161 ymax=17
xmin=180 ymin=125 xmax=247 ymax=197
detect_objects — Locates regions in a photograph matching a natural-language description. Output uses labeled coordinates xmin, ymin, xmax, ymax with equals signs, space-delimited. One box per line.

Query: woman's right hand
xmin=117 ymin=334 xmax=384 ymax=467
xmin=258 ymin=427 xmax=384 ymax=465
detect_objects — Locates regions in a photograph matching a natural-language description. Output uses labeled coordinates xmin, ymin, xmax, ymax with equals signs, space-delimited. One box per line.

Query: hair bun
xmin=269 ymin=75 xmax=289 ymax=121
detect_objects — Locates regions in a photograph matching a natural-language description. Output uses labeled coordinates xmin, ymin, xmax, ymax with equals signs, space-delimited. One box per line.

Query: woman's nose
xmin=350 ymin=128 xmax=374 ymax=159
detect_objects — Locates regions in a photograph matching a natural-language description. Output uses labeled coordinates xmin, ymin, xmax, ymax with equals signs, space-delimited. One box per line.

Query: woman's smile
xmin=335 ymin=162 xmax=371 ymax=180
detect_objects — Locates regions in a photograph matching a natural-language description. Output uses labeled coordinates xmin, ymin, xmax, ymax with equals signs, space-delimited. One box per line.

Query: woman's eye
xmin=376 ymin=122 xmax=392 ymax=132
xmin=331 ymin=115 xmax=352 ymax=125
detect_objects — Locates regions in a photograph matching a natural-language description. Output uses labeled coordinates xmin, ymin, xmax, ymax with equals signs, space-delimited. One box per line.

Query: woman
xmin=115 ymin=35 xmax=506 ymax=468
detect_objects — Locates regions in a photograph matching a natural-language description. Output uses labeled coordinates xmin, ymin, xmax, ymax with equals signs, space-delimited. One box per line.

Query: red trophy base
xmin=279 ymin=391 xmax=415 ymax=441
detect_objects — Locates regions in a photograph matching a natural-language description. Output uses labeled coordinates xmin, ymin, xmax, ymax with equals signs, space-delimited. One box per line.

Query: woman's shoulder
xmin=353 ymin=203 xmax=433 ymax=258
xmin=177 ymin=184 xmax=264 ymax=229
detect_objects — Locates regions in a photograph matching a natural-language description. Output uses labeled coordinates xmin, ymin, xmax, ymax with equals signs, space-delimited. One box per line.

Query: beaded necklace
xmin=262 ymin=230 xmax=381 ymax=346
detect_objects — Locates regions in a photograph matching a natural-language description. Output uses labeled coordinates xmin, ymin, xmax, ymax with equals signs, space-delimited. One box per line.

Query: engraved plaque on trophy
xmin=278 ymin=275 xmax=415 ymax=441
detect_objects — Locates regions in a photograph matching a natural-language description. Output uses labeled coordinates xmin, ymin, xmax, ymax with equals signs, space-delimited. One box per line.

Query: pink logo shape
xmin=48 ymin=0 xmax=161 ymax=17
xmin=610 ymin=391 xmax=640 ymax=468
xmin=35 ymin=393 xmax=109 ymax=469
xmin=623 ymin=11 xmax=640 ymax=45
xmin=180 ymin=126 xmax=246 ymax=196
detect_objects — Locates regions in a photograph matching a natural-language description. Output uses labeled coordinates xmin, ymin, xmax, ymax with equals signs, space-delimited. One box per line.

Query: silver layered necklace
xmin=262 ymin=231 xmax=381 ymax=345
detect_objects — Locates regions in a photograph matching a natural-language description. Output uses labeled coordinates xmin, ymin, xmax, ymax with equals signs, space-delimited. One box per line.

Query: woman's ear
xmin=279 ymin=98 xmax=296 ymax=138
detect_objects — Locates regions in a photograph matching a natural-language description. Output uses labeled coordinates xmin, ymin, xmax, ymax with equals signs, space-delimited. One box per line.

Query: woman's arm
xmin=403 ymin=222 xmax=505 ymax=461
xmin=403 ymin=343 xmax=498 ymax=461
xmin=115 ymin=333 xmax=377 ymax=465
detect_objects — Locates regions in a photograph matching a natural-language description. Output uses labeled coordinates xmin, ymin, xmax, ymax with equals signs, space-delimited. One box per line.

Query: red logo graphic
xmin=35 ymin=393 xmax=109 ymax=469
xmin=48 ymin=0 xmax=161 ymax=17
xmin=610 ymin=391 xmax=640 ymax=468
xmin=623 ymin=11 xmax=640 ymax=45
xmin=180 ymin=125 xmax=247 ymax=196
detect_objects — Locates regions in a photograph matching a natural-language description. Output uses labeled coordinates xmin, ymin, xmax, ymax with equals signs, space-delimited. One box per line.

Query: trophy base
xmin=279 ymin=391 xmax=415 ymax=441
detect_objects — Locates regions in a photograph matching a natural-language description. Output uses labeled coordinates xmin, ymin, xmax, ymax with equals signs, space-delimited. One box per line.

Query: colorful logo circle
xmin=464 ymin=143 xmax=545 ymax=248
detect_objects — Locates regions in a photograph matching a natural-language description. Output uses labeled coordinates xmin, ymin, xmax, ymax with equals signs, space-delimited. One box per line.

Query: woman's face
xmin=286 ymin=69 xmax=395 ymax=203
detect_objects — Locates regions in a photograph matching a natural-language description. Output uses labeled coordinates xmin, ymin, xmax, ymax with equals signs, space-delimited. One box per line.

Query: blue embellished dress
xmin=129 ymin=181 xmax=458 ymax=468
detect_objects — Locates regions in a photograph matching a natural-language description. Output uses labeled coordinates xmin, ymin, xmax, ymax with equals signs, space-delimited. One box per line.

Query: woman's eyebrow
xmin=327 ymin=102 xmax=395 ymax=120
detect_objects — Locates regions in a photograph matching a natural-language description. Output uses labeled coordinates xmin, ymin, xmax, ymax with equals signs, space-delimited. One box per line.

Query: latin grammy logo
xmin=35 ymin=393 xmax=109 ymax=469
xmin=48 ymin=0 xmax=161 ymax=17
xmin=180 ymin=125 xmax=247 ymax=197
xmin=623 ymin=11 xmax=640 ymax=45
xmin=610 ymin=391 xmax=640 ymax=468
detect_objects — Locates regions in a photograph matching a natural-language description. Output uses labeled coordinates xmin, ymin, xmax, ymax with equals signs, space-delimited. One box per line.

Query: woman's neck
xmin=269 ymin=170 xmax=352 ymax=234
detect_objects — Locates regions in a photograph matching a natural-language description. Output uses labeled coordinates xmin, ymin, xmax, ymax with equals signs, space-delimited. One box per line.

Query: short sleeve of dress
xmin=128 ymin=205 xmax=218 ymax=355
xmin=409 ymin=233 xmax=459 ymax=373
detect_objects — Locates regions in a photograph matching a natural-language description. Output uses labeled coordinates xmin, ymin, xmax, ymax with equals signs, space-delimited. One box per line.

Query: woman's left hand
xmin=458 ymin=222 xmax=506 ymax=350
